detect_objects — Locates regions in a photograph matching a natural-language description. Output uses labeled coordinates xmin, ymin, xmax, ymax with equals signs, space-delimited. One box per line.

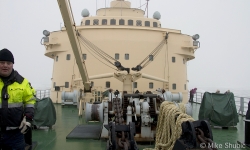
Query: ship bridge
xmin=80 ymin=0 xmax=162 ymax=28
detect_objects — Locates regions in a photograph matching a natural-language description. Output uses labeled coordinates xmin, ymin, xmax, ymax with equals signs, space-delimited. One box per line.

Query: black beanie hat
xmin=0 ymin=48 xmax=14 ymax=64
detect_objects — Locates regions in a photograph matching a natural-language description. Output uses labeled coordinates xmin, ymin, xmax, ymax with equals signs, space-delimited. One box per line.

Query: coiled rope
xmin=144 ymin=101 xmax=194 ymax=150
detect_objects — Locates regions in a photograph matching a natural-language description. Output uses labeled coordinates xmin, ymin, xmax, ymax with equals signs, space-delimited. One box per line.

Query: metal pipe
xmin=74 ymin=73 xmax=114 ymax=81
xmin=141 ymin=73 xmax=168 ymax=83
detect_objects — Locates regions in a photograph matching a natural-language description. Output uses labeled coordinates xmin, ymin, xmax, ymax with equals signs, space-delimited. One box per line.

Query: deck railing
xmin=35 ymin=89 xmax=50 ymax=99
xmin=35 ymin=89 xmax=249 ymax=116
xmin=191 ymin=92 xmax=249 ymax=116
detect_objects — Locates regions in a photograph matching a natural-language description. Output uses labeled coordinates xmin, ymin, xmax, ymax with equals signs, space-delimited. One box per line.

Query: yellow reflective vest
xmin=0 ymin=70 xmax=36 ymax=129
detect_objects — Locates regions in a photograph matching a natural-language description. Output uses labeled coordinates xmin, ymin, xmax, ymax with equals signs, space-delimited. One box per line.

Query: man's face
xmin=0 ymin=61 xmax=13 ymax=77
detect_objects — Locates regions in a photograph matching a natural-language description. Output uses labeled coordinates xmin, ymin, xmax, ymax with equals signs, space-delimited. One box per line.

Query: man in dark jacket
xmin=189 ymin=88 xmax=197 ymax=102
xmin=0 ymin=48 xmax=36 ymax=149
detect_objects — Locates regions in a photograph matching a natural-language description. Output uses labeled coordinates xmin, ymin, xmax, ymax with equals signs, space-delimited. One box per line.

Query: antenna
xmin=146 ymin=0 xmax=149 ymax=18
xmin=96 ymin=0 xmax=97 ymax=15
xmin=105 ymin=0 xmax=106 ymax=15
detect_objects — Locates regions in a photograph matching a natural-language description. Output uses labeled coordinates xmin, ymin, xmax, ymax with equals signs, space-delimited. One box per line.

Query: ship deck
xmin=32 ymin=103 xmax=248 ymax=150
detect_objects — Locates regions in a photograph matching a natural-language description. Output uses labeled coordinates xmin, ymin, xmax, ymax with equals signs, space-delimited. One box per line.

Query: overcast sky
xmin=0 ymin=0 xmax=250 ymax=95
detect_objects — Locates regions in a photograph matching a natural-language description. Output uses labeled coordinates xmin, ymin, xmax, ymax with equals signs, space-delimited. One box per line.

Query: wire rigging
xmin=132 ymin=33 xmax=168 ymax=71
xmin=79 ymin=38 xmax=117 ymax=70
xmin=77 ymin=32 xmax=130 ymax=73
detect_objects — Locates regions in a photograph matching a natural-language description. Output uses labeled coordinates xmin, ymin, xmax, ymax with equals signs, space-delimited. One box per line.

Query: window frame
xmin=110 ymin=19 xmax=116 ymax=25
xmin=125 ymin=53 xmax=129 ymax=60
xmin=85 ymin=20 xmax=90 ymax=25
xmin=66 ymin=54 xmax=71 ymax=60
xmin=119 ymin=19 xmax=125 ymax=25
xmin=172 ymin=83 xmax=176 ymax=90
xmin=115 ymin=53 xmax=119 ymax=60
xmin=145 ymin=21 xmax=150 ymax=27
xmin=133 ymin=82 xmax=137 ymax=88
xmin=128 ymin=20 xmax=133 ymax=26
xmin=149 ymin=82 xmax=153 ymax=89
xmin=65 ymin=82 xmax=69 ymax=88
xmin=172 ymin=57 xmax=175 ymax=63
xmin=153 ymin=22 xmax=158 ymax=27
xmin=106 ymin=81 xmax=110 ymax=88
xmin=102 ymin=19 xmax=107 ymax=25
xmin=93 ymin=19 xmax=99 ymax=25
xmin=83 ymin=54 xmax=87 ymax=60
xmin=136 ymin=20 xmax=142 ymax=26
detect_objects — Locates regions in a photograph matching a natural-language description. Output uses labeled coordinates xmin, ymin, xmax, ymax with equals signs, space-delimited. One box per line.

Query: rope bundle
xmin=144 ymin=101 xmax=194 ymax=150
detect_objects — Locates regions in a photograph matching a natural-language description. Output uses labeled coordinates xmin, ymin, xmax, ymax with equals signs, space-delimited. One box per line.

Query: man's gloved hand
xmin=19 ymin=116 xmax=31 ymax=134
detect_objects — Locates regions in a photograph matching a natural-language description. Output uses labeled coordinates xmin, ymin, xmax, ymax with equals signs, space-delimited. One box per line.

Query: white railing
xmin=190 ymin=92 xmax=249 ymax=116
xmin=35 ymin=89 xmax=50 ymax=99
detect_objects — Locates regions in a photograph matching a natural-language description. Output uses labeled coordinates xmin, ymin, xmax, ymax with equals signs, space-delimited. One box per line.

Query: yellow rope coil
xmin=144 ymin=101 xmax=194 ymax=150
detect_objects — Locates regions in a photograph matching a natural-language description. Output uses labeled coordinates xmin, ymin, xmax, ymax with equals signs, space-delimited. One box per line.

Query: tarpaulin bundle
xmin=199 ymin=92 xmax=239 ymax=126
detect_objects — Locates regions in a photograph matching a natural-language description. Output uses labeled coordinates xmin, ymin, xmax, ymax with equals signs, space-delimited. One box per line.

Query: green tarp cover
xmin=32 ymin=97 xmax=56 ymax=127
xmin=198 ymin=92 xmax=239 ymax=126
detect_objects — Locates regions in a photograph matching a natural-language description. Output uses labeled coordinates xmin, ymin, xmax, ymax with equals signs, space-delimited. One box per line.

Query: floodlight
xmin=43 ymin=30 xmax=50 ymax=37
xmin=192 ymin=34 xmax=200 ymax=41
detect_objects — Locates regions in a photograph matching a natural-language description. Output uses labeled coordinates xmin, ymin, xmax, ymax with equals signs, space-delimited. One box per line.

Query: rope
xmin=144 ymin=101 xmax=194 ymax=150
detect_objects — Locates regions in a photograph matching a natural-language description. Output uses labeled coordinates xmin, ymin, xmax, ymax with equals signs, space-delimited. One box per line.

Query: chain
xmin=113 ymin=96 xmax=131 ymax=150
xmin=196 ymin=128 xmax=217 ymax=150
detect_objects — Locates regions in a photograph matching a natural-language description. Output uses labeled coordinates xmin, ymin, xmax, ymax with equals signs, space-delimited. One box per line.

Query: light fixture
xmin=192 ymin=34 xmax=200 ymax=41
xmin=43 ymin=30 xmax=50 ymax=37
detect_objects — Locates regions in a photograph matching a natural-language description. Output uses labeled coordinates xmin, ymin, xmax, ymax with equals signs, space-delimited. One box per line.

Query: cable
xmin=78 ymin=33 xmax=116 ymax=62
xmin=78 ymin=37 xmax=116 ymax=69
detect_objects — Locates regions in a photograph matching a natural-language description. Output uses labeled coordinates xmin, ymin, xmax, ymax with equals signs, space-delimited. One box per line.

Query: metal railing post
xmin=201 ymin=93 xmax=203 ymax=103
xmin=238 ymin=97 xmax=244 ymax=116
xmin=196 ymin=93 xmax=197 ymax=103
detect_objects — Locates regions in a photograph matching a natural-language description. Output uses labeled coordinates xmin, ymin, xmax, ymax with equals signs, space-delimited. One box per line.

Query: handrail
xmin=35 ymin=89 xmax=51 ymax=99
xmin=36 ymin=89 xmax=249 ymax=116
xmin=190 ymin=92 xmax=250 ymax=116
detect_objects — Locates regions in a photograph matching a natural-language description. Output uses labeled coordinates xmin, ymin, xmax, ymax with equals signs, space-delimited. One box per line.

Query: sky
xmin=0 ymin=0 xmax=250 ymax=95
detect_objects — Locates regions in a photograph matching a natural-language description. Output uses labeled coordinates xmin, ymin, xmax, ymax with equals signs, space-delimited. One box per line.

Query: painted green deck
xmin=32 ymin=103 xmax=248 ymax=150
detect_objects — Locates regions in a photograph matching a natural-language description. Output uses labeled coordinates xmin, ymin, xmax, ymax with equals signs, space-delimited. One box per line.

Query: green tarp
xmin=198 ymin=92 xmax=239 ymax=126
xmin=32 ymin=97 xmax=56 ymax=127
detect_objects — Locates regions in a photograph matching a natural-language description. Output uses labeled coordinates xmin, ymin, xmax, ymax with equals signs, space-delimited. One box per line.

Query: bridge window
xmin=184 ymin=84 xmax=186 ymax=90
xmin=106 ymin=81 xmax=110 ymax=88
xmin=172 ymin=83 xmax=176 ymax=90
xmin=110 ymin=19 xmax=116 ymax=25
xmin=128 ymin=20 xmax=133 ymax=26
xmin=183 ymin=58 xmax=185 ymax=64
xmin=172 ymin=57 xmax=175 ymax=63
xmin=149 ymin=82 xmax=153 ymax=89
xmin=83 ymin=54 xmax=87 ymax=60
xmin=145 ymin=21 xmax=150 ymax=27
xmin=53 ymin=82 xmax=56 ymax=88
xmin=115 ymin=53 xmax=119 ymax=60
xmin=93 ymin=19 xmax=99 ymax=25
xmin=125 ymin=54 xmax=129 ymax=60
xmin=133 ymin=82 xmax=137 ymax=88
xmin=102 ymin=19 xmax=107 ymax=25
xmin=91 ymin=81 xmax=94 ymax=87
xmin=136 ymin=20 xmax=142 ymax=26
xmin=56 ymin=56 xmax=58 ymax=62
xmin=119 ymin=19 xmax=125 ymax=25
xmin=65 ymin=82 xmax=69 ymax=88
xmin=66 ymin=54 xmax=71 ymax=60
xmin=153 ymin=22 xmax=158 ymax=27
xmin=149 ymin=55 xmax=153 ymax=61
xmin=85 ymin=20 xmax=90 ymax=25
